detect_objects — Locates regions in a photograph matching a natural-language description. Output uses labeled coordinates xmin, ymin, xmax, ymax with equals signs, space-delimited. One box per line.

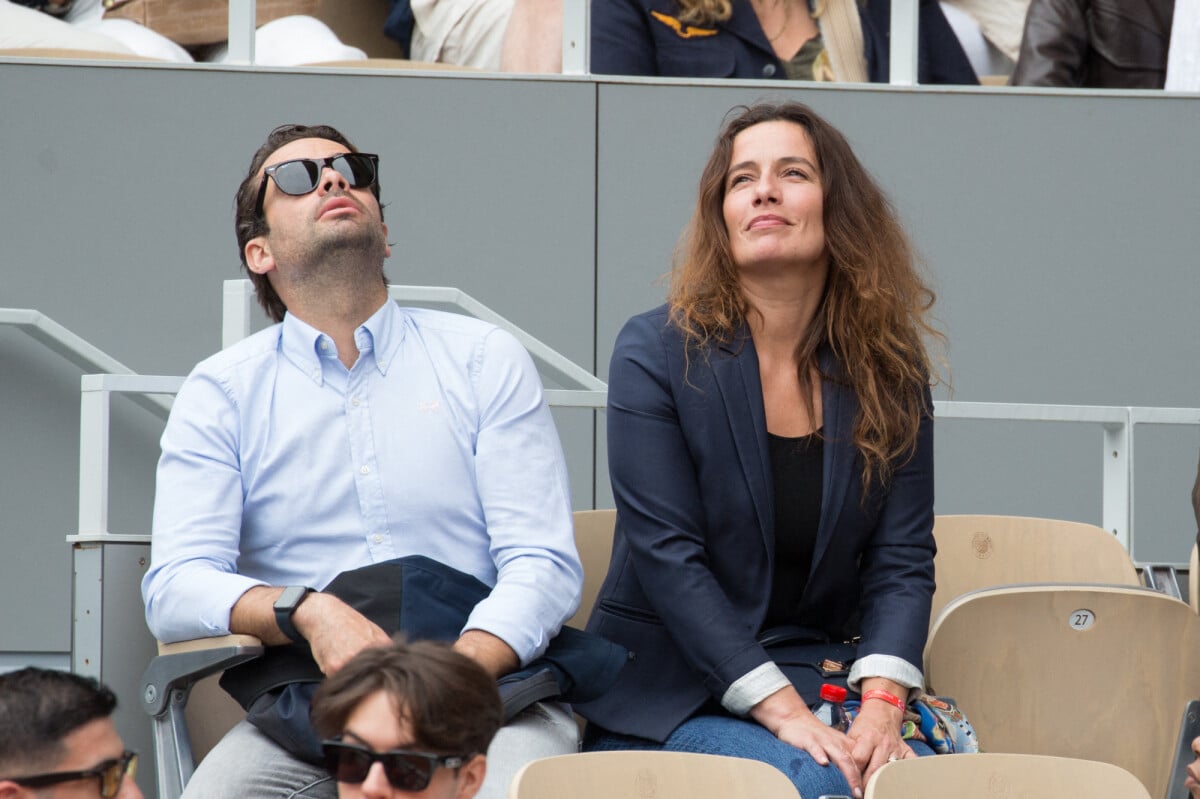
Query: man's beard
xmin=290 ymin=221 xmax=388 ymax=292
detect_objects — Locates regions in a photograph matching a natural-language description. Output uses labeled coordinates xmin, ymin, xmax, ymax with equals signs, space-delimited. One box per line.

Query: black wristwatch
xmin=273 ymin=586 xmax=314 ymax=643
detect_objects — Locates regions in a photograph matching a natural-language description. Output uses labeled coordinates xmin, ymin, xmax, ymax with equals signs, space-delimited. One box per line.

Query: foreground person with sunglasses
xmin=0 ymin=667 xmax=142 ymax=799
xmin=311 ymin=639 xmax=502 ymax=799
xmin=142 ymin=123 xmax=583 ymax=798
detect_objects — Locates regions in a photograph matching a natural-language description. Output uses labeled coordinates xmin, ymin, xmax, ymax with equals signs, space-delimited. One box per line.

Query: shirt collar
xmin=279 ymin=299 xmax=405 ymax=384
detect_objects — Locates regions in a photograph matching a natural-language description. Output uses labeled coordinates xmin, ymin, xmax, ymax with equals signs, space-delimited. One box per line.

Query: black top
xmin=763 ymin=429 xmax=823 ymax=629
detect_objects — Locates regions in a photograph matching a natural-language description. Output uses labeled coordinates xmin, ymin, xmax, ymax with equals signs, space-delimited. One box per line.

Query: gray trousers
xmin=181 ymin=701 xmax=579 ymax=799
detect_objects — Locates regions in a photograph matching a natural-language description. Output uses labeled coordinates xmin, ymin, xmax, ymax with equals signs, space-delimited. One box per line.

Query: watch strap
xmin=273 ymin=586 xmax=314 ymax=643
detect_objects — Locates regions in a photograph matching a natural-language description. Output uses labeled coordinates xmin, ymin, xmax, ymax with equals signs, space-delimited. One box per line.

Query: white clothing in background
xmin=940 ymin=0 xmax=1030 ymax=63
xmin=1167 ymin=0 xmax=1200 ymax=90
xmin=206 ymin=16 xmax=366 ymax=65
xmin=410 ymin=0 xmax=515 ymax=69
xmin=0 ymin=0 xmax=134 ymax=53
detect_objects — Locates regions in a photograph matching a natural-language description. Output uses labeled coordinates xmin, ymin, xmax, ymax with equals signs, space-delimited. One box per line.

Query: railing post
xmin=78 ymin=379 xmax=112 ymax=538
xmin=223 ymin=279 xmax=255 ymax=349
xmin=74 ymin=378 xmax=112 ymax=680
xmin=562 ymin=0 xmax=590 ymax=75
xmin=1101 ymin=411 xmax=1132 ymax=551
xmin=227 ymin=0 xmax=256 ymax=65
xmin=889 ymin=0 xmax=918 ymax=86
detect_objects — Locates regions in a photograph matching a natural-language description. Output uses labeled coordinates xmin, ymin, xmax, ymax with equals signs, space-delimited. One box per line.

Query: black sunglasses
xmin=9 ymin=750 xmax=137 ymax=798
xmin=321 ymin=738 xmax=467 ymax=792
xmin=255 ymin=152 xmax=379 ymax=218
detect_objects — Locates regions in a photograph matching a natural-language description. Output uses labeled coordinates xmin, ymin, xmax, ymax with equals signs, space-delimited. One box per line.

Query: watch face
xmin=276 ymin=586 xmax=308 ymax=609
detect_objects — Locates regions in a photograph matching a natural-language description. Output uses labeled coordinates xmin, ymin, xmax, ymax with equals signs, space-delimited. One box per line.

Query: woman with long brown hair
xmin=576 ymin=101 xmax=943 ymax=798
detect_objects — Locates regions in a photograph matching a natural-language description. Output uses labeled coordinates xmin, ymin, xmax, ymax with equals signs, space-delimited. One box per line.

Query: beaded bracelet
xmin=862 ymin=689 xmax=906 ymax=710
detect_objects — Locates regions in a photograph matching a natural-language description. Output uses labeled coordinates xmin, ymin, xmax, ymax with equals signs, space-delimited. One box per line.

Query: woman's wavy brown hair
xmin=674 ymin=0 xmax=733 ymax=24
xmin=674 ymin=0 xmax=827 ymax=24
xmin=669 ymin=101 xmax=943 ymax=490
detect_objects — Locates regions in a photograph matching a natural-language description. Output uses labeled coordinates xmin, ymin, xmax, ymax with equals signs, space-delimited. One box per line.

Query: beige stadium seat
xmin=507 ymin=751 xmax=800 ymax=799
xmin=567 ymin=509 xmax=615 ymax=630
xmin=930 ymin=515 xmax=1140 ymax=627
xmin=141 ymin=509 xmax=617 ymax=799
xmin=924 ymin=584 xmax=1200 ymax=798
xmin=864 ymin=752 xmax=1150 ymax=799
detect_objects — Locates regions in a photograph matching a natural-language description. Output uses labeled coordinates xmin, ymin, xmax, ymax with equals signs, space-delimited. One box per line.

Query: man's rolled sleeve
xmin=462 ymin=328 xmax=582 ymax=664
xmin=141 ymin=368 xmax=258 ymax=642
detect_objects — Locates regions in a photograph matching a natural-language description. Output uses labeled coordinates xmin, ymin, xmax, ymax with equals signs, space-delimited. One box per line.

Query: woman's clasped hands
xmin=752 ymin=684 xmax=913 ymax=799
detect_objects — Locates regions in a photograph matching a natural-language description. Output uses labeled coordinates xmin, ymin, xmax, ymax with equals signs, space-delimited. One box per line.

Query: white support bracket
xmin=562 ymin=0 xmax=590 ymax=75
xmin=227 ymin=0 xmax=256 ymax=64
xmin=889 ymin=0 xmax=919 ymax=86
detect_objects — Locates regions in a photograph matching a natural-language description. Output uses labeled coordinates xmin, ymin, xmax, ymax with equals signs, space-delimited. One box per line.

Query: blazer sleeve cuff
xmin=848 ymin=654 xmax=924 ymax=699
xmin=720 ymin=662 xmax=792 ymax=716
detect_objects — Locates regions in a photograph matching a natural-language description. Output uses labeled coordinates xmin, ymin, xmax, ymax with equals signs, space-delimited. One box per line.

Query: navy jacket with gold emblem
xmin=591 ymin=0 xmax=977 ymax=84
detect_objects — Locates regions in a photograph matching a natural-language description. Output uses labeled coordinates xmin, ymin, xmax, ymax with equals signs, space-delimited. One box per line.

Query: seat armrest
xmin=141 ymin=635 xmax=265 ymax=717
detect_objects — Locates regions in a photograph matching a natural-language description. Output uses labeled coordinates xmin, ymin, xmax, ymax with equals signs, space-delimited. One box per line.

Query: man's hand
xmin=229 ymin=586 xmax=392 ymax=675
xmin=453 ymin=629 xmax=519 ymax=678
xmin=293 ymin=592 xmax=393 ymax=675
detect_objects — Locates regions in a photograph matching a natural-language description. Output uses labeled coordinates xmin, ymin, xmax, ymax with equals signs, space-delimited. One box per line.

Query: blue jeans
xmin=584 ymin=715 xmax=935 ymax=798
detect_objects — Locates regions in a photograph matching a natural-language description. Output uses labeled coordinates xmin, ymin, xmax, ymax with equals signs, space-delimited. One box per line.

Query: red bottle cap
xmin=819 ymin=684 xmax=848 ymax=702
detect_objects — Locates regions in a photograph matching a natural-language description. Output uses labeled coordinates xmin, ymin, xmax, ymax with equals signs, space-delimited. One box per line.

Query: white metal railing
xmin=933 ymin=401 xmax=1200 ymax=557
xmin=217 ymin=0 xmax=920 ymax=85
xmin=0 ymin=308 xmax=171 ymax=419
xmin=221 ymin=279 xmax=608 ymax=406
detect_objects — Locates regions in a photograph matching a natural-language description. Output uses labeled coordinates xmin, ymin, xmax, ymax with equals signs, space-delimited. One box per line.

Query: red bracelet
xmin=862 ymin=689 xmax=906 ymax=710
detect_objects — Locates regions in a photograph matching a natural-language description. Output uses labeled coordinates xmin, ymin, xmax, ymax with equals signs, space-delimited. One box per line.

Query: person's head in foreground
xmin=312 ymin=639 xmax=503 ymax=799
xmin=0 ymin=667 xmax=142 ymax=799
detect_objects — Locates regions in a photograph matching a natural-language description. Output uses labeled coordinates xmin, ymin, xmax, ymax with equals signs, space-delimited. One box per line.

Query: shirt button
xmin=373 ymin=534 xmax=383 ymax=544
xmin=762 ymin=63 xmax=776 ymax=77
xmin=320 ymin=341 xmax=329 ymax=351
xmin=360 ymin=465 xmax=370 ymax=475
xmin=351 ymin=397 xmax=361 ymax=407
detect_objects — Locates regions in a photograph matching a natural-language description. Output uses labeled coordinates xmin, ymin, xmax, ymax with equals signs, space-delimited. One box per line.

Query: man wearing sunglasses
xmin=0 ymin=667 xmax=142 ymax=799
xmin=142 ymin=123 xmax=582 ymax=799
xmin=311 ymin=639 xmax=502 ymax=799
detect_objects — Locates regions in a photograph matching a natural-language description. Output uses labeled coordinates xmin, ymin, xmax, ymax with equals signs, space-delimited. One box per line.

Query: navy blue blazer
xmin=591 ymin=0 xmax=978 ymax=84
xmin=577 ymin=306 xmax=936 ymax=741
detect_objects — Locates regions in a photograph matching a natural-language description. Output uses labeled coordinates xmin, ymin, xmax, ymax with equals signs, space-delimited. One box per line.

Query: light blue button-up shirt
xmin=142 ymin=300 xmax=582 ymax=664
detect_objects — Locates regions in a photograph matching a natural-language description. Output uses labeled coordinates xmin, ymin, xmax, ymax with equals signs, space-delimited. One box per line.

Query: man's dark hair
xmin=0 ymin=667 xmax=118 ymax=775
xmin=233 ymin=123 xmax=386 ymax=323
xmin=312 ymin=639 xmax=503 ymax=757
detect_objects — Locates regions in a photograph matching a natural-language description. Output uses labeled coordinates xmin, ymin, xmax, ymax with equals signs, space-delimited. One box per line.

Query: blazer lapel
xmin=712 ymin=330 xmax=774 ymax=557
xmin=723 ymin=0 xmax=776 ymax=56
xmin=812 ymin=347 xmax=856 ymax=570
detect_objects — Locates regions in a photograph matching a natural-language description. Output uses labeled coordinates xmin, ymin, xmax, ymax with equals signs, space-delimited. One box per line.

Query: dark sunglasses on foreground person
xmin=321 ymin=738 xmax=470 ymax=791
xmin=7 ymin=750 xmax=137 ymax=798
xmin=255 ymin=153 xmax=380 ymax=218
